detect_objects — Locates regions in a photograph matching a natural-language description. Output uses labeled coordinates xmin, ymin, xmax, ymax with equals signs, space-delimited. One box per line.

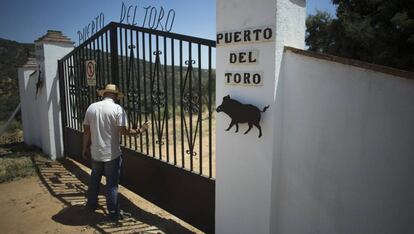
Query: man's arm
xmin=119 ymin=122 xmax=149 ymax=136
xmin=82 ymin=125 xmax=91 ymax=159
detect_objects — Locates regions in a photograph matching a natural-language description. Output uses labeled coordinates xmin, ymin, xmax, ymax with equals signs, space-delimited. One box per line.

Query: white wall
xmin=216 ymin=0 xmax=305 ymax=233
xmin=274 ymin=0 xmax=306 ymax=90
xmin=270 ymin=49 xmax=414 ymax=234
xmin=19 ymin=34 xmax=74 ymax=159
xmin=18 ymin=67 xmax=38 ymax=146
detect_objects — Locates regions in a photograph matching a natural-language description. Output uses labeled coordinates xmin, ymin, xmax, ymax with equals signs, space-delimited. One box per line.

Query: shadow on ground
xmin=52 ymin=204 xmax=106 ymax=226
xmin=32 ymin=155 xmax=195 ymax=234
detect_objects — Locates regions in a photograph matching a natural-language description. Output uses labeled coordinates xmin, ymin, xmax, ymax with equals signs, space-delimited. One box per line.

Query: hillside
xmin=0 ymin=38 xmax=35 ymax=121
xmin=0 ymin=38 xmax=216 ymax=124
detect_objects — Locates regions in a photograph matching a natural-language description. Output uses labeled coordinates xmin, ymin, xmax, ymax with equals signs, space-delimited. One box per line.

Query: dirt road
xmin=0 ymin=154 xmax=201 ymax=234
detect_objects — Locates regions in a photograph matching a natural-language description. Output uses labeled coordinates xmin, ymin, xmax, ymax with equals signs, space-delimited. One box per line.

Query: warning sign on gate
xmin=85 ymin=60 xmax=96 ymax=86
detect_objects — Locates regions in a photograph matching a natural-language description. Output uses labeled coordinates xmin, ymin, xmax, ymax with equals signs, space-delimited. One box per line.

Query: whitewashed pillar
xmin=33 ymin=31 xmax=74 ymax=159
xmin=18 ymin=58 xmax=37 ymax=145
xmin=215 ymin=0 xmax=305 ymax=233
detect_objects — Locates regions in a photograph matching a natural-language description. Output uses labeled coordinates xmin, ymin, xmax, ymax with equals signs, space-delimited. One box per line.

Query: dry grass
xmin=0 ymin=131 xmax=36 ymax=183
xmin=0 ymin=156 xmax=35 ymax=183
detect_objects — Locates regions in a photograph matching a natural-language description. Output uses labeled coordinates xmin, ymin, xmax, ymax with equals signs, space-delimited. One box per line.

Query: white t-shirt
xmin=83 ymin=97 xmax=127 ymax=162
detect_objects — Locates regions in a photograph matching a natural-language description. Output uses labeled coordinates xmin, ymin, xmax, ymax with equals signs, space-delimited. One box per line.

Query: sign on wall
xmin=225 ymin=71 xmax=263 ymax=86
xmin=216 ymin=26 xmax=274 ymax=46
xmin=85 ymin=60 xmax=96 ymax=86
xmin=217 ymin=26 xmax=274 ymax=87
xmin=228 ymin=50 xmax=259 ymax=65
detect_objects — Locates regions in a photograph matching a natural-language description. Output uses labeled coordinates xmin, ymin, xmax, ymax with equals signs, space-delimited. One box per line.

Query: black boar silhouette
xmin=216 ymin=95 xmax=269 ymax=138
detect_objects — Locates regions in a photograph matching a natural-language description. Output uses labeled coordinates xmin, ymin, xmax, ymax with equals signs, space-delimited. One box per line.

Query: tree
xmin=306 ymin=0 xmax=414 ymax=72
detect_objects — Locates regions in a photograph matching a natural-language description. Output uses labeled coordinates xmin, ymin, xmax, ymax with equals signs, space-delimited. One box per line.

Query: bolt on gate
xmin=58 ymin=22 xmax=216 ymax=233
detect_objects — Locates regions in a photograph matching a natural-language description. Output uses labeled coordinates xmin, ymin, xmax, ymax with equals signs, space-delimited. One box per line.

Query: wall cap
xmin=284 ymin=46 xmax=414 ymax=80
xmin=35 ymin=30 xmax=75 ymax=45
xmin=20 ymin=57 xmax=37 ymax=69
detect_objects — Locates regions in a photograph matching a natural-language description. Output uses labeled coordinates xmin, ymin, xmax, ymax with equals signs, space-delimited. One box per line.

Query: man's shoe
xmin=119 ymin=209 xmax=132 ymax=219
xmin=83 ymin=202 xmax=97 ymax=212
xmin=109 ymin=212 xmax=121 ymax=222
xmin=108 ymin=210 xmax=131 ymax=222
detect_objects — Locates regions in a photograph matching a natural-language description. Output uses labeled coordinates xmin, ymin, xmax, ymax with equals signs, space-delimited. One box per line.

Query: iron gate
xmin=58 ymin=22 xmax=216 ymax=233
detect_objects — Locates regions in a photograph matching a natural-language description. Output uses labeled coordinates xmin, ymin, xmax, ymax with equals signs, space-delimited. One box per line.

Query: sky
xmin=0 ymin=0 xmax=336 ymax=45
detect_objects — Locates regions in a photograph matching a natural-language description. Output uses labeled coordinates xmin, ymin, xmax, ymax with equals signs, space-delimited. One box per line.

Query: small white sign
xmin=85 ymin=60 xmax=96 ymax=86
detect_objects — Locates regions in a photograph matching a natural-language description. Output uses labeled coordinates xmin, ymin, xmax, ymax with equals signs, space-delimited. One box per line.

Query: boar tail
xmin=261 ymin=105 xmax=270 ymax=112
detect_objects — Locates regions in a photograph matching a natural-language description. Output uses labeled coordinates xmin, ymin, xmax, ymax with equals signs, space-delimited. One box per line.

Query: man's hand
xmin=138 ymin=122 xmax=150 ymax=134
xmin=82 ymin=147 xmax=90 ymax=160
xmin=119 ymin=122 xmax=150 ymax=136
xmin=82 ymin=125 xmax=91 ymax=160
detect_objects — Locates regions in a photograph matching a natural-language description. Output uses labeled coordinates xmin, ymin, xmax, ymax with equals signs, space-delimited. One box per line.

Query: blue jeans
xmin=87 ymin=156 xmax=122 ymax=216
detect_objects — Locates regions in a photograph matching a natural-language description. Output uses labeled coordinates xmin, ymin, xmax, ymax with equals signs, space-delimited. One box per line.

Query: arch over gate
xmin=58 ymin=22 xmax=216 ymax=233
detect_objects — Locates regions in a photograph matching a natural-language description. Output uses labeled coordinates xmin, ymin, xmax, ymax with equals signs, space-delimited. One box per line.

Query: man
xmin=82 ymin=83 xmax=148 ymax=222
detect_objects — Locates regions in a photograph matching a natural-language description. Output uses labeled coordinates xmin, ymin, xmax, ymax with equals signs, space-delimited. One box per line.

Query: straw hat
xmin=97 ymin=84 xmax=124 ymax=99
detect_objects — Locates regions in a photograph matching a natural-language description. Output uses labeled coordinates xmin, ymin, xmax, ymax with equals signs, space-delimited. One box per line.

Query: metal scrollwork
xmin=95 ymin=86 xmax=103 ymax=101
xmin=69 ymin=85 xmax=76 ymax=95
xmin=80 ymin=86 xmax=89 ymax=96
xmin=183 ymin=93 xmax=199 ymax=114
xmin=125 ymin=44 xmax=139 ymax=129
xmin=155 ymin=139 xmax=165 ymax=145
xmin=127 ymin=88 xmax=140 ymax=129
xmin=127 ymin=88 xmax=139 ymax=105
xmin=185 ymin=59 xmax=196 ymax=65
xmin=151 ymin=91 xmax=166 ymax=107
xmin=149 ymin=50 xmax=167 ymax=145
xmin=69 ymin=82 xmax=77 ymax=120
xmin=181 ymin=59 xmax=201 ymax=157
xmin=185 ymin=149 xmax=197 ymax=157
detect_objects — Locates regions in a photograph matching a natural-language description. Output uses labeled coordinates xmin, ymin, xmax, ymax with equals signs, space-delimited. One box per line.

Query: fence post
xmin=58 ymin=59 xmax=68 ymax=156
xmin=110 ymin=23 xmax=119 ymax=86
